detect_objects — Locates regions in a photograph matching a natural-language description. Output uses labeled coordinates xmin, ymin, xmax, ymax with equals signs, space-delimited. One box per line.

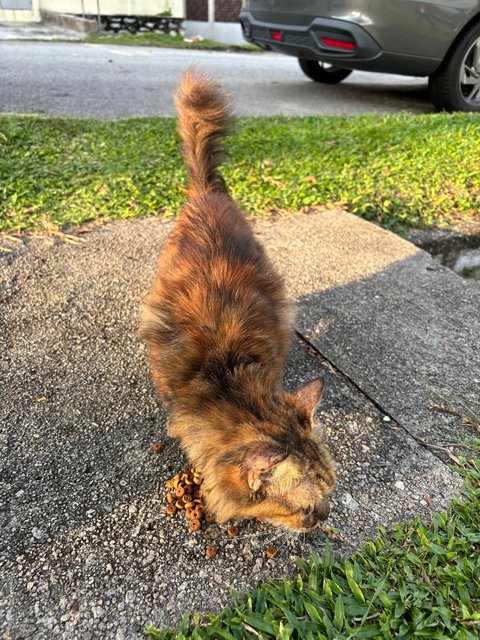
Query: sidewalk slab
xmin=0 ymin=21 xmax=85 ymax=41
xmin=0 ymin=216 xmax=465 ymax=638
xmin=256 ymin=210 xmax=480 ymax=449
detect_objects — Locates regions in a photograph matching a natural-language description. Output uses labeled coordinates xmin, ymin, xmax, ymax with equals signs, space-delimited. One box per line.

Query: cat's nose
xmin=315 ymin=499 xmax=330 ymax=522
xmin=304 ymin=499 xmax=330 ymax=530
xmin=309 ymin=500 xmax=330 ymax=526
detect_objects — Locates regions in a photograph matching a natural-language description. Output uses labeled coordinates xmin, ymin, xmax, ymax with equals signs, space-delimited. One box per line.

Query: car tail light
xmin=270 ymin=30 xmax=283 ymax=41
xmin=321 ymin=37 xmax=357 ymax=50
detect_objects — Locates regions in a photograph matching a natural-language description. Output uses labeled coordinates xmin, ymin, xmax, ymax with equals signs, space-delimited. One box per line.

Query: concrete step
xmin=41 ymin=9 xmax=98 ymax=34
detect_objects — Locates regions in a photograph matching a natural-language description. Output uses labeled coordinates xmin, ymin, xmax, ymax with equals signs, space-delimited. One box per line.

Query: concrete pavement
xmin=1 ymin=210 xmax=477 ymax=638
xmin=0 ymin=21 xmax=85 ymax=41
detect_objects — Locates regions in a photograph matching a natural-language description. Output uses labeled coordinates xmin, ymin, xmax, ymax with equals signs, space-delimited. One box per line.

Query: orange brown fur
xmin=140 ymin=69 xmax=336 ymax=531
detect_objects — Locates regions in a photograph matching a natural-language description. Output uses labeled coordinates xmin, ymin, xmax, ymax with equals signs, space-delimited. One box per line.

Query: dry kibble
xmin=166 ymin=504 xmax=176 ymax=516
xmin=265 ymin=546 xmax=277 ymax=559
xmin=205 ymin=546 xmax=217 ymax=558
xmin=152 ymin=442 xmax=164 ymax=454
xmin=205 ymin=513 xmax=215 ymax=523
xmin=227 ymin=525 xmax=239 ymax=537
xmin=164 ymin=464 xmax=211 ymax=533
xmin=189 ymin=518 xmax=201 ymax=532
xmin=175 ymin=485 xmax=185 ymax=498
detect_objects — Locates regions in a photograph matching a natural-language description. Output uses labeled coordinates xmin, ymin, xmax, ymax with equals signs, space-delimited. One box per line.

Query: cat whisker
xmin=291 ymin=530 xmax=301 ymax=543
xmin=261 ymin=528 xmax=292 ymax=550
xmin=271 ymin=531 xmax=293 ymax=554
xmin=229 ymin=527 xmax=282 ymax=541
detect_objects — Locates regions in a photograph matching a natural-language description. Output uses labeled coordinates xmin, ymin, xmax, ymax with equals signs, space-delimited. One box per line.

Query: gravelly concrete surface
xmin=0 ymin=216 xmax=465 ymax=639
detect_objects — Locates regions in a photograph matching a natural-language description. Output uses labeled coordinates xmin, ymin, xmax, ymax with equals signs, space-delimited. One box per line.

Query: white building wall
xmin=185 ymin=19 xmax=244 ymax=45
xmin=38 ymin=0 xmax=184 ymax=17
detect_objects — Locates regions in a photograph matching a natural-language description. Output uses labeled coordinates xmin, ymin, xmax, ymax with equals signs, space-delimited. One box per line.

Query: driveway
xmin=0 ymin=41 xmax=433 ymax=117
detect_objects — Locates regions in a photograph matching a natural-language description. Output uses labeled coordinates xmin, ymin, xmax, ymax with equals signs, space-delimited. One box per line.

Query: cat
xmin=139 ymin=69 xmax=336 ymax=531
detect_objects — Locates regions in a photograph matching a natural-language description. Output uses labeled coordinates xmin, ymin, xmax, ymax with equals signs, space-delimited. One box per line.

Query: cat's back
xmin=153 ymin=189 xmax=286 ymax=323
xmin=170 ymin=191 xmax=263 ymax=270
xmin=140 ymin=191 xmax=292 ymax=399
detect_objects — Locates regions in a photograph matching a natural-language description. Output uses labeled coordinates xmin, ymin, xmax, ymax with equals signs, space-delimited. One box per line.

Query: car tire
xmin=429 ymin=21 xmax=480 ymax=112
xmin=298 ymin=59 xmax=352 ymax=84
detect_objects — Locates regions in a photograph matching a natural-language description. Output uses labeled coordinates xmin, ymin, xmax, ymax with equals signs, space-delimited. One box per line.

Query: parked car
xmin=239 ymin=0 xmax=480 ymax=112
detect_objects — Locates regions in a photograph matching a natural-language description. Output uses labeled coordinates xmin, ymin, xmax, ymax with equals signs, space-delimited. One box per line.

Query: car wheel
xmin=429 ymin=21 xmax=480 ymax=112
xmin=298 ymin=59 xmax=352 ymax=84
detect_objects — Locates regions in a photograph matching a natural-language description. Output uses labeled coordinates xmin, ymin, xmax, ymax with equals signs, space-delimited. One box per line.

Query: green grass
xmin=1 ymin=113 xmax=480 ymax=233
xmin=145 ymin=447 xmax=480 ymax=640
xmin=86 ymin=32 xmax=258 ymax=51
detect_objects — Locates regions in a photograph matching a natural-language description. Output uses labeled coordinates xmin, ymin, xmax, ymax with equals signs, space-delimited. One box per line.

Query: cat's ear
xmin=245 ymin=448 xmax=287 ymax=493
xmin=294 ymin=378 xmax=325 ymax=421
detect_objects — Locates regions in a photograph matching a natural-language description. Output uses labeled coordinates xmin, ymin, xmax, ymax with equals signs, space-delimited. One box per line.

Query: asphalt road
xmin=0 ymin=41 xmax=434 ymax=118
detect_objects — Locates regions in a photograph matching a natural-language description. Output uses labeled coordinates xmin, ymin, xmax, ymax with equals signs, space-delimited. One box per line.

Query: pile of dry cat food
xmin=164 ymin=464 xmax=214 ymax=532
xmin=163 ymin=462 xmax=277 ymax=560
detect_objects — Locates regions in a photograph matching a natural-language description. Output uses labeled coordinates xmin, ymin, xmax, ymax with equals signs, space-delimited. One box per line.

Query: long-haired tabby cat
xmin=140 ymin=69 xmax=336 ymax=531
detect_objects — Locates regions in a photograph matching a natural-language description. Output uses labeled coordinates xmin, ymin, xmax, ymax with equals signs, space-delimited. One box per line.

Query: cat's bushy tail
xmin=175 ymin=68 xmax=230 ymax=195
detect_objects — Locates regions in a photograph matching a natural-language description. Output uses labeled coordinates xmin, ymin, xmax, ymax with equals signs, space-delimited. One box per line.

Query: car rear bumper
xmin=239 ymin=11 xmax=441 ymax=76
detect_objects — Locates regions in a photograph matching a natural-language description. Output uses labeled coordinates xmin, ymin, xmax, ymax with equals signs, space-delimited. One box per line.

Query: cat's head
xmin=203 ymin=378 xmax=337 ymax=532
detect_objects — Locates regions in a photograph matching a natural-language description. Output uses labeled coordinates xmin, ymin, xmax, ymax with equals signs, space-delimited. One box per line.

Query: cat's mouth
xmin=269 ymin=498 xmax=331 ymax=532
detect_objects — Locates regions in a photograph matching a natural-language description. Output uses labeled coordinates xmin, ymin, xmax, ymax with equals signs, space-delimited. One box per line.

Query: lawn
xmin=1 ymin=113 xmax=479 ymax=234
xmin=145 ymin=446 xmax=480 ymax=640
xmin=86 ymin=32 xmax=258 ymax=51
